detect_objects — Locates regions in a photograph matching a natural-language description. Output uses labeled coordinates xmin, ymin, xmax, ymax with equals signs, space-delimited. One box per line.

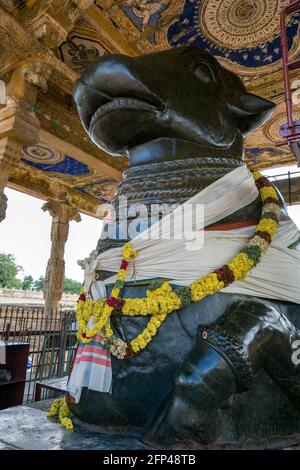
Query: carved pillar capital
xmin=42 ymin=200 xmax=82 ymax=224
xmin=42 ymin=200 xmax=81 ymax=316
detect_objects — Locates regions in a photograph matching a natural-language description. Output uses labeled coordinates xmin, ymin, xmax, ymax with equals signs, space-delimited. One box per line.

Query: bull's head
xmin=74 ymin=47 xmax=274 ymax=159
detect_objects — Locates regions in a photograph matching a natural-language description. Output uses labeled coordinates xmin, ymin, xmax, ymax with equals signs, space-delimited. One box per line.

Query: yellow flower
xmin=256 ymin=218 xmax=278 ymax=236
xmin=252 ymin=171 xmax=262 ymax=181
xmin=191 ymin=273 xmax=224 ymax=302
xmin=61 ymin=417 xmax=74 ymax=431
xmin=117 ymin=269 xmax=126 ymax=281
xmin=260 ymin=186 xmax=278 ymax=201
xmin=228 ymin=252 xmax=254 ymax=280
xmin=48 ymin=398 xmax=74 ymax=431
xmin=111 ymin=288 xmax=120 ymax=298
xmin=123 ymin=242 xmax=138 ymax=260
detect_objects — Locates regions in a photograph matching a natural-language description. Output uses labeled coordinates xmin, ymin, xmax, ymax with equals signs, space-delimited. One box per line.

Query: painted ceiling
xmin=21 ymin=143 xmax=119 ymax=205
xmin=57 ymin=1 xmax=300 ymax=75
xmin=94 ymin=0 xmax=300 ymax=74
xmin=53 ymin=0 xmax=300 ymax=171
xmin=2 ymin=0 xmax=299 ymax=213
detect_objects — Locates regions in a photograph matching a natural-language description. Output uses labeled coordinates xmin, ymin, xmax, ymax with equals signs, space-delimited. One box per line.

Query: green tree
xmin=21 ymin=275 xmax=34 ymax=291
xmin=64 ymin=277 xmax=82 ymax=295
xmin=33 ymin=275 xmax=45 ymax=292
xmin=0 ymin=253 xmax=22 ymax=288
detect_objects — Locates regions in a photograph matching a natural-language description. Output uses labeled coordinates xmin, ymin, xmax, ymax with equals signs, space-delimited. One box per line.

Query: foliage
xmin=0 ymin=253 xmax=22 ymax=289
xmin=21 ymin=275 xmax=34 ymax=291
xmin=63 ymin=278 xmax=82 ymax=295
xmin=0 ymin=252 xmax=82 ymax=294
xmin=33 ymin=276 xmax=45 ymax=292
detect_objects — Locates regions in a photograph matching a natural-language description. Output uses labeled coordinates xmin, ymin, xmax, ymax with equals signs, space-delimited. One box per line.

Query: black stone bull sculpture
xmin=70 ymin=47 xmax=300 ymax=446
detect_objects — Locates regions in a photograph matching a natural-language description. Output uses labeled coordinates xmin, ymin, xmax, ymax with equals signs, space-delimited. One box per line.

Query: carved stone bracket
xmin=7 ymin=58 xmax=53 ymax=106
xmin=14 ymin=0 xmax=94 ymax=49
xmin=42 ymin=200 xmax=81 ymax=316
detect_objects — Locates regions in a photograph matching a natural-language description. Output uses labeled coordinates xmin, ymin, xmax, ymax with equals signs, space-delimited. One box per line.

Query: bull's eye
xmin=193 ymin=63 xmax=213 ymax=83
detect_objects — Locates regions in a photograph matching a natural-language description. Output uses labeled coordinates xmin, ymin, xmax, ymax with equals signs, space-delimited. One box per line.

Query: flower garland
xmin=47 ymin=397 xmax=74 ymax=431
xmin=77 ymin=242 xmax=137 ymax=347
xmin=76 ymin=171 xmax=280 ymax=359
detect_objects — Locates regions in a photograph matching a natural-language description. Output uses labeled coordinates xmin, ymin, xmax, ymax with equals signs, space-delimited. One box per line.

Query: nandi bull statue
xmin=66 ymin=47 xmax=300 ymax=447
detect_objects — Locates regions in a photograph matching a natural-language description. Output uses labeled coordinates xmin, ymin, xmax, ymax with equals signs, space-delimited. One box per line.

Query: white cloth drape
xmin=82 ymin=165 xmax=300 ymax=304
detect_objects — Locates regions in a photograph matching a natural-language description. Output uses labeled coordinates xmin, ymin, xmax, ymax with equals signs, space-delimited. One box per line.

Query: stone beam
xmin=0 ymin=100 xmax=41 ymax=221
xmin=7 ymin=164 xmax=101 ymax=218
xmin=42 ymin=200 xmax=81 ymax=316
xmin=0 ymin=102 xmax=103 ymax=220
xmin=39 ymin=129 xmax=122 ymax=181
xmin=84 ymin=3 xmax=138 ymax=55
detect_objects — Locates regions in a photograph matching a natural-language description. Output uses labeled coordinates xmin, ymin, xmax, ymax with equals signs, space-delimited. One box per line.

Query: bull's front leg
xmin=146 ymin=340 xmax=238 ymax=444
xmin=145 ymin=300 xmax=300 ymax=445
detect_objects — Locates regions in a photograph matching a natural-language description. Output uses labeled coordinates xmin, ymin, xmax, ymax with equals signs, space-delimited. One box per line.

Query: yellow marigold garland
xmin=76 ymin=242 xmax=137 ymax=345
xmin=47 ymin=397 xmax=74 ymax=431
xmin=76 ymin=171 xmax=280 ymax=359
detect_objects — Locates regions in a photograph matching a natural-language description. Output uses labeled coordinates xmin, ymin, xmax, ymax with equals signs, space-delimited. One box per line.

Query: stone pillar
xmin=42 ymin=201 xmax=81 ymax=316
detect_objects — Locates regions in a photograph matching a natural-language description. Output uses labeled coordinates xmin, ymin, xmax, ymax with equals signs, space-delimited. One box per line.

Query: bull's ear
xmin=230 ymin=93 xmax=275 ymax=135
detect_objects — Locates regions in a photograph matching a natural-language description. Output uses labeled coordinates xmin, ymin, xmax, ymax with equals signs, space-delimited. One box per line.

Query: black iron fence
xmin=0 ymin=304 xmax=77 ymax=403
xmin=268 ymin=170 xmax=300 ymax=206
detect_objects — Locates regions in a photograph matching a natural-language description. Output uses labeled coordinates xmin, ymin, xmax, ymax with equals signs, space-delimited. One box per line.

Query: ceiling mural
xmin=75 ymin=177 xmax=119 ymax=204
xmin=168 ymin=0 xmax=300 ymax=73
xmin=58 ymin=25 xmax=108 ymax=72
xmin=2 ymin=0 xmax=299 ymax=217
xmin=21 ymin=143 xmax=118 ymax=204
xmin=265 ymin=110 xmax=300 ymax=143
xmin=22 ymin=145 xmax=92 ymax=178
xmin=245 ymin=146 xmax=295 ymax=170
xmin=94 ymin=1 xmax=300 ymax=75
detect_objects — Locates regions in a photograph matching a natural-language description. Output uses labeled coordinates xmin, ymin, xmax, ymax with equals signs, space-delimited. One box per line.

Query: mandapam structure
xmin=0 ymin=0 xmax=300 ymax=313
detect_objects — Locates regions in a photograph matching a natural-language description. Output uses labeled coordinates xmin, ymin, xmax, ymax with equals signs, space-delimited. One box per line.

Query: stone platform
xmin=0 ymin=401 xmax=300 ymax=450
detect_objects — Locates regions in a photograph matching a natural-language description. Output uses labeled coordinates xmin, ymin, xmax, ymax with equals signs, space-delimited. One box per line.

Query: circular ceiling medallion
xmin=265 ymin=111 xmax=300 ymax=143
xmin=199 ymin=0 xmax=288 ymax=50
xmin=22 ymin=143 xmax=64 ymax=164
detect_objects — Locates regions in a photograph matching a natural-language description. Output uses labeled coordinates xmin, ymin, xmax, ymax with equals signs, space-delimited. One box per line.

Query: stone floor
xmin=0 ymin=401 xmax=300 ymax=450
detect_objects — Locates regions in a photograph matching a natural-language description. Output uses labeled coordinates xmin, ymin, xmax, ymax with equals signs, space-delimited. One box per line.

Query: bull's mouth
xmin=89 ymin=97 xmax=163 ymax=133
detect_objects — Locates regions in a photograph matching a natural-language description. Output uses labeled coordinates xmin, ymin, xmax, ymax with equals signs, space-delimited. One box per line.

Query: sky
xmin=0 ymin=188 xmax=102 ymax=282
xmin=1 ymin=166 xmax=300 ymax=284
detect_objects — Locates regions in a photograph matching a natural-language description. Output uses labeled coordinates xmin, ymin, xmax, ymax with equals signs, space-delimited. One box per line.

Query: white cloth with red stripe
xmin=67 ymin=318 xmax=112 ymax=403
xmin=82 ymin=165 xmax=300 ymax=304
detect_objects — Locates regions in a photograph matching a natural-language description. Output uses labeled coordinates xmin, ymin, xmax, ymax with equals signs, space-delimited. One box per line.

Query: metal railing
xmin=0 ymin=304 xmax=77 ymax=403
xmin=267 ymin=170 xmax=300 ymax=206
